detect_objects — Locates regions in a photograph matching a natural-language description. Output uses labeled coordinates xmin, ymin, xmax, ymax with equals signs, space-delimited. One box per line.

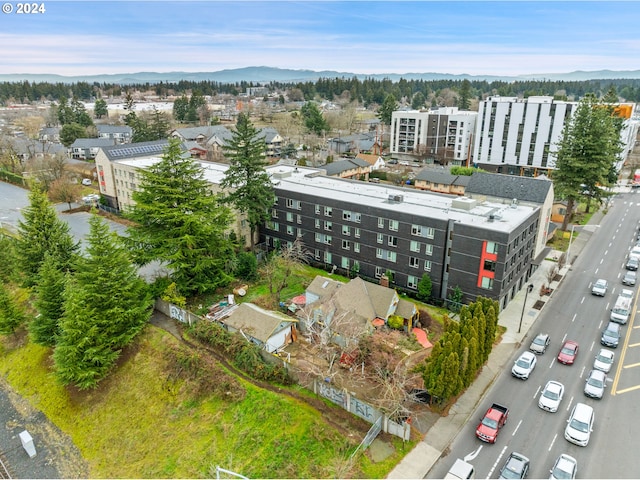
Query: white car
xmin=529 ymin=333 xmax=550 ymax=354
xmin=82 ymin=178 xmax=92 ymax=186
xmin=564 ymin=403 xmax=594 ymax=446
xmin=511 ymin=351 xmax=537 ymax=380
xmin=584 ymin=369 xmax=606 ymax=399
xmin=593 ymin=348 xmax=614 ymax=373
xmin=538 ymin=380 xmax=564 ymax=412
xmin=591 ymin=278 xmax=608 ymax=296
xmin=549 ymin=453 xmax=577 ymax=480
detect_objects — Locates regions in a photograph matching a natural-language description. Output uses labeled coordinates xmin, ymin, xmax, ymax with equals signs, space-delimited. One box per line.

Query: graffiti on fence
xmin=317 ymin=382 xmax=347 ymax=408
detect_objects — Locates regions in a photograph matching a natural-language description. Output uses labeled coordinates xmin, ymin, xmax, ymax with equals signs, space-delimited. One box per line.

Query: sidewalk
xmin=388 ymin=209 xmax=605 ymax=479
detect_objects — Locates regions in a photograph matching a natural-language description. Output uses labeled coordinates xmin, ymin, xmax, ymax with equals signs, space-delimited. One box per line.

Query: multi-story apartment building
xmin=389 ymin=108 xmax=477 ymax=165
xmin=263 ymin=165 xmax=539 ymax=310
xmin=472 ymin=96 xmax=637 ymax=176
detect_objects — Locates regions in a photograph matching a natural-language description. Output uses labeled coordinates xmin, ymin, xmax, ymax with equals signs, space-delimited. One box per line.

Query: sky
xmin=1 ymin=1 xmax=639 ymax=77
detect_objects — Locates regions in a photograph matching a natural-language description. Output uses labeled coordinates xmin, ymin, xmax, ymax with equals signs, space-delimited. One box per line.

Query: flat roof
xmin=266 ymin=165 xmax=537 ymax=233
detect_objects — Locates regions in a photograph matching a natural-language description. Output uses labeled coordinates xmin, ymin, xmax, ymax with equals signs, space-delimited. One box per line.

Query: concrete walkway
xmin=388 ymin=209 xmax=605 ymax=479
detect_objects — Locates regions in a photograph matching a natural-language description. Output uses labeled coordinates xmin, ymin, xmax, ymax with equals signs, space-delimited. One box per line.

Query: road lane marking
xmin=623 ymin=362 xmax=640 ymax=369
xmin=598 ymin=319 xmax=603 ymax=329
xmin=463 ymin=445 xmax=483 ymax=462
xmin=487 ymin=445 xmax=508 ymax=479
xmin=567 ymin=396 xmax=574 ymax=410
xmin=549 ymin=360 xmax=554 ymax=369
xmin=533 ymin=385 xmax=541 ymax=399
xmin=572 ymin=313 xmax=577 ymax=323
xmin=580 ymin=366 xmax=586 ymax=378
xmin=605 ymin=250 xmax=609 ymax=255
xmin=512 ymin=420 xmax=522 ymax=436
xmin=611 ymin=282 xmax=640 ymax=395
xmin=615 ymin=384 xmax=640 ymax=395
xmin=562 ymin=333 xmax=567 ymax=342
xmin=628 ymin=342 xmax=640 ymax=348
xmin=581 ymin=296 xmax=585 ymax=304
xmin=590 ymin=340 xmax=595 ymax=352
xmin=548 ymin=433 xmax=557 ymax=451
xmin=600 ymin=258 xmax=604 ymax=264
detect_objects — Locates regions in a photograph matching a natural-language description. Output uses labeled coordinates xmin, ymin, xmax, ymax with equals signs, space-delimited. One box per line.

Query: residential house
xmin=69 ymin=138 xmax=116 ymax=160
xmin=321 ymin=157 xmax=371 ymax=180
xmin=328 ymin=132 xmax=377 ymax=156
xmin=257 ymin=127 xmax=283 ymax=158
xmin=551 ymin=200 xmax=571 ymax=223
xmin=39 ymin=127 xmax=60 ymax=143
xmin=217 ymin=302 xmax=297 ymax=353
xmin=96 ymin=124 xmax=132 ymax=144
xmin=414 ymin=169 xmax=471 ymax=195
xmin=356 ymin=153 xmax=385 ymax=171
xmin=297 ymin=276 xmax=418 ymax=349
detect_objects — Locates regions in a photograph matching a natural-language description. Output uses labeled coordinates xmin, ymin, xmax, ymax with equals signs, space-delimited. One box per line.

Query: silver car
xmin=529 ymin=333 xmax=550 ymax=354
xmin=591 ymin=278 xmax=608 ymax=296
xmin=593 ymin=348 xmax=614 ymax=373
xmin=622 ymin=271 xmax=636 ymax=286
xmin=511 ymin=351 xmax=537 ymax=380
xmin=549 ymin=453 xmax=577 ymax=480
xmin=584 ymin=369 xmax=606 ymax=399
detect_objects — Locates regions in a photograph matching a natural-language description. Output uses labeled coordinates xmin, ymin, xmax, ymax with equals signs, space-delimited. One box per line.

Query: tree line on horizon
xmin=2 ymin=76 xmax=640 ymax=106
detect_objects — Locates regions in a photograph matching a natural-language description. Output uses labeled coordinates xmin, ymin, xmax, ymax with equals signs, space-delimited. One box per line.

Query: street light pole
xmin=518 ymin=283 xmax=534 ymax=334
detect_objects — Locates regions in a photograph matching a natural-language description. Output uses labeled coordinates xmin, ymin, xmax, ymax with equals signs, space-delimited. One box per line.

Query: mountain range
xmin=2 ymin=67 xmax=640 ymax=84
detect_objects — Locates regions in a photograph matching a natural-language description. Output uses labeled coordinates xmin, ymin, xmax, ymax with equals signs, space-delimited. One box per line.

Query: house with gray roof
xmin=96 ymin=124 xmax=132 ymax=144
xmin=68 ymin=138 xmax=116 ymax=160
xmin=320 ymin=157 xmax=371 ymax=180
xmin=414 ymin=169 xmax=471 ymax=195
xmin=328 ymin=132 xmax=376 ymax=156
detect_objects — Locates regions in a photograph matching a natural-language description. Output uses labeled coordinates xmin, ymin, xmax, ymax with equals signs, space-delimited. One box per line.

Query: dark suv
xmin=601 ymin=322 xmax=621 ymax=348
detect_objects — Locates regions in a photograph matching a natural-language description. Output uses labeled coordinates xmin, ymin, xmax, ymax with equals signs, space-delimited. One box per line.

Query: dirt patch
xmin=533 ymin=300 xmax=546 ymax=310
xmin=553 ymin=274 xmax=563 ymax=282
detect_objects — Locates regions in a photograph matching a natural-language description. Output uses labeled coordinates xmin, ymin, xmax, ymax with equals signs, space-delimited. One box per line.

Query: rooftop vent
xmin=452 ymin=197 xmax=477 ymax=211
xmin=388 ymin=194 xmax=404 ymax=203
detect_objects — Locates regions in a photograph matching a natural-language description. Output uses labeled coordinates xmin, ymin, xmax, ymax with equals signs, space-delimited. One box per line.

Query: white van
xmin=610 ymin=294 xmax=632 ymax=324
xmin=445 ymin=459 xmax=475 ymax=479
xmin=564 ymin=403 xmax=594 ymax=446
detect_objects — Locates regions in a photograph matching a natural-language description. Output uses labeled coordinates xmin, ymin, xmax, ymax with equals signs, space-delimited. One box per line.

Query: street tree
xmin=126 ymin=138 xmax=235 ymax=295
xmin=94 ymin=98 xmax=108 ymax=119
xmin=553 ymin=94 xmax=621 ymax=230
xmin=54 ymin=214 xmax=152 ymax=389
xmin=377 ymin=94 xmax=398 ymax=125
xmin=16 ymin=183 xmax=79 ymax=287
xmin=221 ymin=112 xmax=275 ymax=250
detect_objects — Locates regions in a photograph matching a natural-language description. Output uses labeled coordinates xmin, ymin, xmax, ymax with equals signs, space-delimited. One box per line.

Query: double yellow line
xmin=611 ymin=290 xmax=640 ymax=395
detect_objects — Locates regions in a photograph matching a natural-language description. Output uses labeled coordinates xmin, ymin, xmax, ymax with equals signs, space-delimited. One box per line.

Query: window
xmin=408 ymin=275 xmax=418 ymax=289
xmin=388 ymin=236 xmax=398 ymax=247
xmin=411 ymin=224 xmax=422 ymax=236
xmin=297 ymin=214 xmax=302 ymax=224
xmin=315 ymin=204 xmax=320 ymax=215
xmin=376 ymin=248 xmax=383 ymax=259
xmin=315 ymin=219 xmax=320 ymax=229
xmin=314 ymin=249 xmax=320 ymax=260
xmin=324 ymin=251 xmax=332 ymax=263
xmin=484 ymin=259 xmax=496 ymax=272
xmin=378 ymin=217 xmax=385 ymax=228
xmin=424 ymin=260 xmax=432 ymax=272
xmin=409 ymin=257 xmax=420 ymax=268
xmin=410 ymin=240 xmax=420 ymax=253
xmin=324 ymin=221 xmax=332 ymax=231
xmin=354 ymin=228 xmax=361 ymax=238
xmin=425 ymin=227 xmax=435 ymax=239
xmin=354 ymin=212 xmax=361 ymax=223
xmin=375 ymin=267 xmax=384 ymax=278
xmin=354 ymin=242 xmax=360 ymax=253
xmin=297 ymin=228 xmax=303 ymax=237
xmin=425 ymin=244 xmax=433 ymax=256
xmin=342 ymin=225 xmax=351 ymax=236
xmin=268 ymin=221 xmax=279 ymax=231
xmin=376 ymin=249 xmax=396 ymax=262
xmin=341 ymin=257 xmax=349 ymax=269
xmin=271 ymin=209 xmax=278 ymax=218
xmin=389 ymin=219 xmax=399 ymax=231
xmin=286 ymin=198 xmax=294 ymax=208
xmin=286 ymin=212 xmax=293 ymax=222
xmin=324 ymin=206 xmax=332 ymax=217
xmin=377 ymin=233 xmax=384 ymax=244
xmin=411 ymin=224 xmax=434 ymax=238
xmin=343 ymin=210 xmax=352 ymax=221
xmin=481 ymin=277 xmax=494 ymax=289
xmin=286 ymin=225 xmax=294 ymax=235
xmin=342 ymin=240 xmax=351 ymax=250
xmin=486 ymin=241 xmax=498 ymax=254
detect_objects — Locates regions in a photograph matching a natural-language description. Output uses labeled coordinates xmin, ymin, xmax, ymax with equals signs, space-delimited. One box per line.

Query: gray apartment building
xmin=263 ymin=165 xmax=540 ymax=310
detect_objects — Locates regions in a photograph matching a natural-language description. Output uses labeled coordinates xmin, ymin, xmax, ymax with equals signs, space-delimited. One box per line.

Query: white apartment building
xmin=389 ymin=107 xmax=477 ymax=165
xmin=472 ymin=96 xmax=637 ymax=176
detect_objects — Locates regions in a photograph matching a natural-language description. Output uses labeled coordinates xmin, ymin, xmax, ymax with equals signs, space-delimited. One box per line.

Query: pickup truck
xmin=475 ymin=403 xmax=508 ymax=443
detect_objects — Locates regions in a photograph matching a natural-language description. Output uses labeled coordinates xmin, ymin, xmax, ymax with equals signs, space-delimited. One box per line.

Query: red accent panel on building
xmin=477 ymin=241 xmax=498 ymax=288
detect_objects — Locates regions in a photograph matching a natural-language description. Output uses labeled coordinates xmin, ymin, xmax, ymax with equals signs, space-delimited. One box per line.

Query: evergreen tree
xmin=554 ymin=94 xmax=621 ymax=230
xmin=16 ymin=183 xmax=79 ymax=287
xmin=458 ymin=79 xmax=472 ymax=110
xmin=31 ymin=253 xmax=67 ymax=346
xmin=221 ymin=113 xmax=275 ymax=250
xmin=173 ymin=95 xmax=189 ymax=121
xmin=54 ymin=214 xmax=152 ymax=389
xmin=377 ymin=94 xmax=398 ymax=125
xmin=126 ymin=138 xmax=234 ymax=295
xmin=417 ymin=273 xmax=432 ymax=302
xmin=0 ymin=284 xmax=25 ymax=334
xmin=60 ymin=122 xmax=88 ymax=147
xmin=0 ymin=235 xmax=20 ymax=283
xmin=94 ymin=98 xmax=108 ymax=119
xmin=411 ymin=92 xmax=426 ymax=110
xmin=300 ymin=102 xmax=329 ymax=135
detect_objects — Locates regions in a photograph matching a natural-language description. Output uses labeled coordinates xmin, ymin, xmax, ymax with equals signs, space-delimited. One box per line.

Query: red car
xmin=557 ymin=341 xmax=579 ymax=365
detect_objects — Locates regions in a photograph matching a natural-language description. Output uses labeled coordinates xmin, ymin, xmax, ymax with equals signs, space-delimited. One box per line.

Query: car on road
xmin=538 ymin=380 xmax=564 ymax=412
xmin=622 ymin=271 xmax=636 ymax=286
xmin=549 ymin=453 xmax=577 ymax=480
xmin=564 ymin=403 xmax=594 ymax=446
xmin=591 ymin=278 xmax=608 ymax=296
xmin=584 ymin=369 xmax=606 ymax=399
xmin=529 ymin=333 xmax=550 ymax=354
xmin=511 ymin=351 xmax=537 ymax=379
xmin=626 ymin=256 xmax=639 ymax=271
xmin=499 ymin=452 xmax=530 ymax=479
xmin=620 ymin=288 xmax=634 ymax=299
xmin=601 ymin=321 xmax=621 ymax=348
xmin=593 ymin=348 xmax=615 ymax=373
xmin=557 ymin=341 xmax=579 ymax=365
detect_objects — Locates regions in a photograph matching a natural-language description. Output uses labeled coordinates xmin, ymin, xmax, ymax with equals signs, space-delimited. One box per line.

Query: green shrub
xmin=387 ymin=315 xmax=404 ymax=330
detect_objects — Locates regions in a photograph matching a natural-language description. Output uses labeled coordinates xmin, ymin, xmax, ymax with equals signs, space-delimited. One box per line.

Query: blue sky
xmin=1 ymin=1 xmax=639 ymax=76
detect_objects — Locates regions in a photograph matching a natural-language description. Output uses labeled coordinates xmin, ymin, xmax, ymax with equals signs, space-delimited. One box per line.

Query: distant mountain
xmin=2 ymin=67 xmax=640 ymax=84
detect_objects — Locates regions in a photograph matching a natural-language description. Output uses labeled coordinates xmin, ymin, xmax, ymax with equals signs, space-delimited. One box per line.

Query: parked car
xmin=626 ymin=256 xmax=639 ymax=271
xmin=549 ymin=453 xmax=577 ymax=480
xmin=584 ymin=369 xmax=606 ymax=399
xmin=557 ymin=341 xmax=579 ymax=365
xmin=499 ymin=452 xmax=530 ymax=479
xmin=538 ymin=380 xmax=564 ymax=413
xmin=564 ymin=403 xmax=594 ymax=446
xmin=622 ymin=271 xmax=636 ymax=286
xmin=529 ymin=333 xmax=550 ymax=354
xmin=591 ymin=278 xmax=608 ymax=296
xmin=511 ymin=351 xmax=537 ymax=380
xmin=601 ymin=321 xmax=621 ymax=348
xmin=593 ymin=348 xmax=615 ymax=373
